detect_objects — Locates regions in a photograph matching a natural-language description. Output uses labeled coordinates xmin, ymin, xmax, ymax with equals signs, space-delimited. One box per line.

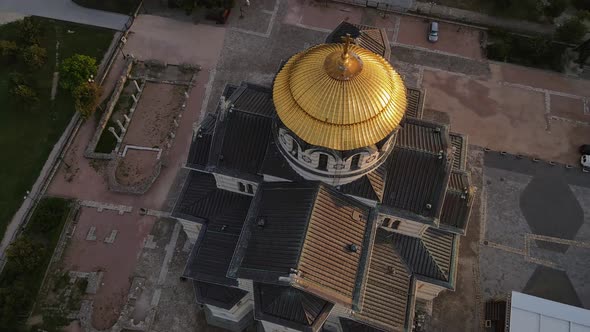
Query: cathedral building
xmin=172 ymin=22 xmax=475 ymax=332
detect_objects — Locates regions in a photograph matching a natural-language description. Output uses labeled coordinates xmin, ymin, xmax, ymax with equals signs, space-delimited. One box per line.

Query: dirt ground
xmin=62 ymin=207 xmax=156 ymax=329
xmin=116 ymin=149 xmax=160 ymax=186
xmin=428 ymin=147 xmax=484 ymax=331
xmin=122 ymin=14 xmax=226 ymax=67
xmin=396 ymin=15 xmax=484 ymax=60
xmin=122 ymin=83 xmax=185 ymax=149
xmin=422 ymin=66 xmax=590 ymax=165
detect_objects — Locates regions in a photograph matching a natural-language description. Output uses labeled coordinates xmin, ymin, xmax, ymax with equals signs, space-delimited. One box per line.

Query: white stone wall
xmin=377 ymin=213 xmax=428 ymax=237
xmin=263 ymin=174 xmax=291 ymax=182
xmin=415 ymin=280 xmax=447 ymax=301
xmin=237 ymin=279 xmax=254 ymax=292
xmin=346 ymin=195 xmax=378 ymax=207
xmin=178 ymin=218 xmax=203 ymax=243
xmin=276 ymin=128 xmax=392 ymax=186
xmin=213 ymin=173 xmax=258 ymax=196
xmin=207 ymin=297 xmax=254 ymax=322
xmin=261 ymin=320 xmax=301 ymax=332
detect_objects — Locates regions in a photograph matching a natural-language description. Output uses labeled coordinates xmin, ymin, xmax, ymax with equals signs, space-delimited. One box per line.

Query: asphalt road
xmin=0 ymin=0 xmax=129 ymax=30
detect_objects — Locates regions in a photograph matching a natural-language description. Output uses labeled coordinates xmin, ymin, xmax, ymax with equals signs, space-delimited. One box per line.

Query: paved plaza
xmin=481 ymin=152 xmax=590 ymax=309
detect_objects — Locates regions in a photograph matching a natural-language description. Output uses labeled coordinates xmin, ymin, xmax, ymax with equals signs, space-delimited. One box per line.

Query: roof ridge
xmin=391 ymin=232 xmax=447 ymax=281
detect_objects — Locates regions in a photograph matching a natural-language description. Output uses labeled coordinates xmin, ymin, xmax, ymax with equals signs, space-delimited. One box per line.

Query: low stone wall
xmin=107 ymin=156 xmax=163 ymax=195
xmin=84 ymin=56 xmax=135 ymax=160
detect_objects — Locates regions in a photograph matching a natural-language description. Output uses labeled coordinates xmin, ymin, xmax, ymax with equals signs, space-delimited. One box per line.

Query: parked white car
xmin=428 ymin=21 xmax=439 ymax=43
xmin=580 ymin=145 xmax=590 ymax=169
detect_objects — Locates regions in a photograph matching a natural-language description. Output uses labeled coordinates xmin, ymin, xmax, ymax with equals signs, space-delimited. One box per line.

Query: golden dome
xmin=273 ymin=41 xmax=407 ymax=151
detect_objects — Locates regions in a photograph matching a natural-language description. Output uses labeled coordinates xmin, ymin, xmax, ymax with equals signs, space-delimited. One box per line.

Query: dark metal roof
xmin=260 ymin=139 xmax=304 ymax=181
xmin=339 ymin=175 xmax=380 ymax=202
xmin=186 ymin=84 xmax=237 ymax=169
xmin=405 ymin=88 xmax=424 ymax=119
xmin=194 ymin=281 xmax=248 ymax=310
xmin=187 ymin=113 xmax=216 ymax=169
xmin=325 ymin=22 xmax=390 ymax=59
xmin=440 ymin=171 xmax=474 ymax=234
xmin=325 ymin=22 xmax=361 ymax=43
xmin=254 ymin=283 xmax=333 ymax=331
xmin=356 ymin=229 xmax=413 ymax=332
xmin=421 ymin=227 xmax=456 ymax=280
xmin=212 ymin=109 xmax=273 ymax=175
xmin=387 ymin=227 xmax=457 ymax=287
xmin=184 ymin=207 xmax=251 ymax=285
xmin=187 ymin=82 xmax=274 ymax=177
xmin=390 ymin=232 xmax=447 ymax=281
xmin=382 ymin=118 xmax=452 ymax=221
xmin=340 ymin=318 xmax=385 ymax=332
xmin=236 ymin=182 xmax=319 ymax=281
xmin=174 ymin=171 xmax=252 ymax=285
xmin=172 ymin=171 xmax=251 ymax=223
xmin=231 ymin=83 xmax=275 ymax=117
xmin=449 ymin=132 xmax=467 ymax=171
xmin=382 ymin=148 xmax=451 ymax=220
xmin=397 ymin=117 xmax=447 ymax=154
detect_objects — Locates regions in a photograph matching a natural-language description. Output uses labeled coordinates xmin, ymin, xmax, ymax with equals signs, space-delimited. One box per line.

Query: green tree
xmin=545 ymin=0 xmax=567 ymax=18
xmin=59 ymin=54 xmax=97 ymax=91
xmin=10 ymin=84 xmax=38 ymax=108
xmin=572 ymin=0 xmax=590 ymax=10
xmin=6 ymin=238 xmax=45 ymax=272
xmin=73 ymin=82 xmax=101 ymax=118
xmin=0 ymin=284 xmax=32 ymax=330
xmin=557 ymin=18 xmax=588 ymax=43
xmin=16 ymin=17 xmax=40 ymax=45
xmin=0 ymin=40 xmax=18 ymax=63
xmin=21 ymin=44 xmax=47 ymax=69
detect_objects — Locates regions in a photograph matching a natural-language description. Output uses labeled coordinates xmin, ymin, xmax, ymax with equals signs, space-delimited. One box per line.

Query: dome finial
xmin=341 ymin=33 xmax=353 ymax=60
xmin=324 ymin=34 xmax=363 ymax=81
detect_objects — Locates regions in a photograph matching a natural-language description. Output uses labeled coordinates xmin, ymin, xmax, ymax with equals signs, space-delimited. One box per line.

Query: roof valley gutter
xmin=226 ymin=184 xmax=264 ymax=280
xmin=351 ymin=207 xmax=379 ymax=312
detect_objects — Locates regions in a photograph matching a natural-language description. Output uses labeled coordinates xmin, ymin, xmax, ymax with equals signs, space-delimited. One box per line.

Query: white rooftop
xmin=510 ymin=291 xmax=590 ymax=332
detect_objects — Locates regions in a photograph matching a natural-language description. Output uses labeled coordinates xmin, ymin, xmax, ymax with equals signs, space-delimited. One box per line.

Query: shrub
xmin=21 ymin=44 xmax=47 ymax=69
xmin=17 ymin=17 xmax=40 ymax=45
xmin=59 ymin=54 xmax=97 ymax=91
xmin=10 ymin=83 xmax=38 ymax=107
xmin=73 ymin=82 xmax=101 ymax=118
xmin=557 ymin=18 xmax=588 ymax=43
xmin=0 ymin=283 xmax=32 ymax=330
xmin=572 ymin=0 xmax=590 ymax=10
xmin=0 ymin=40 xmax=18 ymax=62
xmin=6 ymin=238 xmax=45 ymax=272
xmin=545 ymin=0 xmax=567 ymax=18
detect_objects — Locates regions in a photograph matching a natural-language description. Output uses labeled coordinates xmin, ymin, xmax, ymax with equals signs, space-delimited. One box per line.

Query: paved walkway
xmin=0 ymin=0 xmax=129 ymax=30
xmin=414 ymin=1 xmax=555 ymax=35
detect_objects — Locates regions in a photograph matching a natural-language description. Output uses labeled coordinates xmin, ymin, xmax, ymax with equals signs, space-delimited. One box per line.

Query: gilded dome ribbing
xmin=273 ymin=42 xmax=407 ymax=151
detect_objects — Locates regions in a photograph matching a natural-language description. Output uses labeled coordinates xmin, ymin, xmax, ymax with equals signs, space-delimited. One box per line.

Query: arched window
xmin=351 ymin=154 xmax=361 ymax=170
xmin=318 ymin=154 xmax=328 ymax=171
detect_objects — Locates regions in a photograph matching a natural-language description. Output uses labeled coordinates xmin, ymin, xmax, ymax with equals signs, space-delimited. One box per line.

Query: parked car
xmin=428 ymin=21 xmax=439 ymax=43
xmin=580 ymin=145 xmax=590 ymax=169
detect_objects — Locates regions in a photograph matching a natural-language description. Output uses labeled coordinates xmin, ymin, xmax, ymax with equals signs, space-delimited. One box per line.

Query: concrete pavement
xmin=0 ymin=0 xmax=129 ymax=30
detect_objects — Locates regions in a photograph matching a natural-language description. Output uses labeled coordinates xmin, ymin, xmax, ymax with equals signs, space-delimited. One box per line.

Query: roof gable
xmin=254 ymin=283 xmax=334 ymax=331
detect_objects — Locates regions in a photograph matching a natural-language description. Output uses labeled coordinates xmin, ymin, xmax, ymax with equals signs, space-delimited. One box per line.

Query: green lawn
xmin=0 ymin=197 xmax=72 ymax=331
xmin=72 ymin=0 xmax=140 ymax=15
xmin=424 ymin=0 xmax=547 ymax=22
xmin=0 ymin=18 xmax=114 ymax=238
xmin=486 ymin=30 xmax=566 ymax=72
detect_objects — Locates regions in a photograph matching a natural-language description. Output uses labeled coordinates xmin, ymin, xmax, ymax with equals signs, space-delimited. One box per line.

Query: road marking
xmin=482 ymin=232 xmax=590 ymax=270
xmin=230 ymin=0 xmax=279 ymax=38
